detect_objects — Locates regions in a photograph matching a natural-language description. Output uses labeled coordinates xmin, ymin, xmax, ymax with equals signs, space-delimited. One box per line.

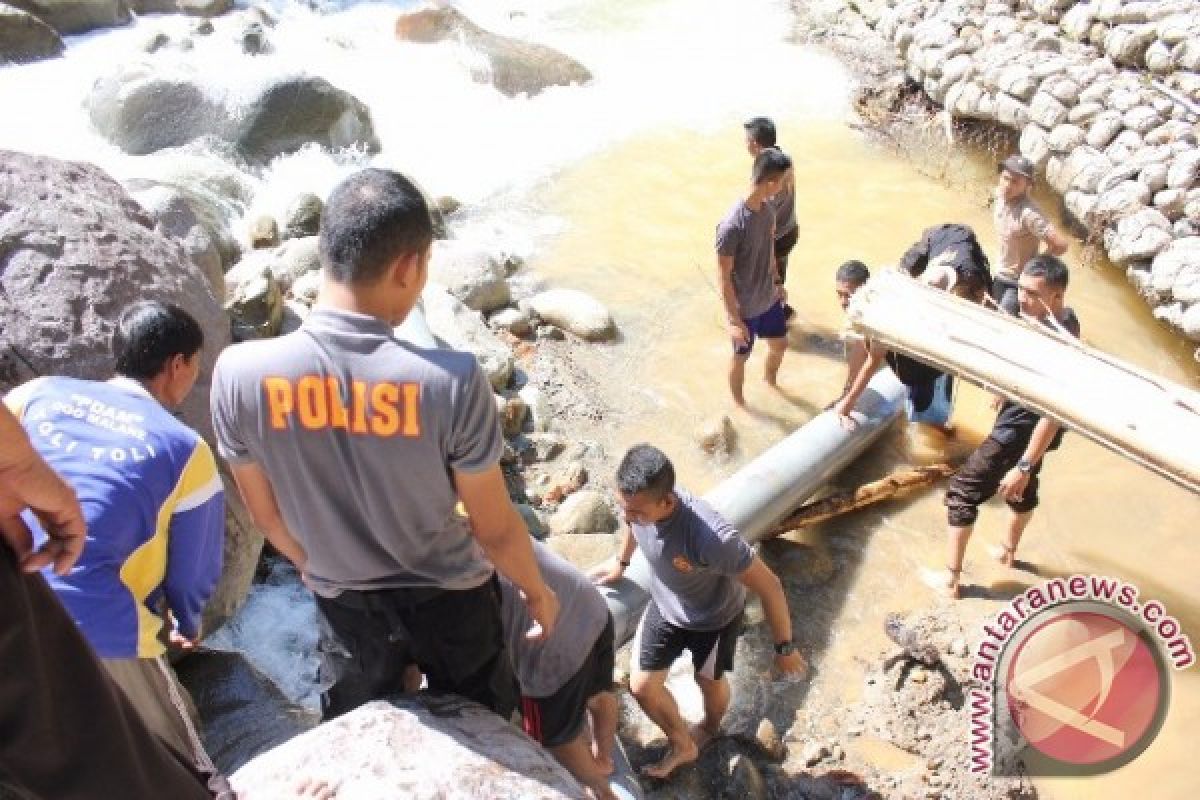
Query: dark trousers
xmin=315 ymin=576 xmax=518 ymax=720
xmin=945 ymin=435 xmax=1044 ymax=527
xmin=0 ymin=543 xmax=222 ymax=800
xmin=774 ymin=226 xmax=799 ymax=284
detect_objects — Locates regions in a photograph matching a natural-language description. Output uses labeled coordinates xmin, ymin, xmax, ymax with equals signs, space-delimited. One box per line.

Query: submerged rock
xmin=394 ymin=7 xmax=592 ymax=97
xmin=0 ymin=5 xmax=64 ymax=63
xmin=883 ymin=612 xmax=942 ymax=667
xmin=230 ymin=695 xmax=583 ymax=798
xmin=526 ymin=288 xmax=617 ymax=342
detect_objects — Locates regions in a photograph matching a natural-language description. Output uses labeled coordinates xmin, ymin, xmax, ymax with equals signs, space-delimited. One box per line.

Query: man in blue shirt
xmin=5 ymin=300 xmax=225 ymax=775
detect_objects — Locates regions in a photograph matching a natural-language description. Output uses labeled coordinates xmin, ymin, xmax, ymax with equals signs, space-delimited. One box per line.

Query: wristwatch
xmin=774 ymin=640 xmax=795 ymax=656
xmin=1016 ymin=459 xmax=1033 ymax=474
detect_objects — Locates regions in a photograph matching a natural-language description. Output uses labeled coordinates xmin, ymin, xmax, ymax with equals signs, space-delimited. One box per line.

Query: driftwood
xmin=767 ymin=464 xmax=956 ymax=536
xmin=847 ymin=271 xmax=1200 ymax=495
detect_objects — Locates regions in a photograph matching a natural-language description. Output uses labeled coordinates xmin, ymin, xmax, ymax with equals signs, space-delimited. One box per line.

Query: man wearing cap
xmin=992 ymin=155 xmax=1068 ymax=314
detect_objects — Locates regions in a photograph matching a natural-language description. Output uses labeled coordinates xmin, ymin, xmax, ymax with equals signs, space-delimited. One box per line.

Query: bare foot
xmin=988 ymin=543 xmax=1015 ymax=567
xmin=920 ymin=566 xmax=961 ymax=599
xmin=689 ymin=722 xmax=718 ymax=750
xmin=641 ymin=737 xmax=699 ymax=780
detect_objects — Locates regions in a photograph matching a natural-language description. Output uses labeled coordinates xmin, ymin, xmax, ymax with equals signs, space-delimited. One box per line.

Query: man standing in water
xmin=743 ymin=117 xmax=798 ymax=317
xmin=594 ymin=444 xmax=806 ymax=779
xmin=211 ymin=168 xmax=557 ymax=721
xmin=992 ymin=155 xmax=1068 ymax=314
xmin=933 ymin=256 xmax=1080 ymax=598
xmin=717 ymin=147 xmax=793 ymax=407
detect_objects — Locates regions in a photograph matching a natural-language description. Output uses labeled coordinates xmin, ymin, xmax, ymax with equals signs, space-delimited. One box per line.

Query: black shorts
xmin=945 ymin=435 xmax=1044 ymax=526
xmin=521 ymin=613 xmax=616 ymax=748
xmin=314 ymin=576 xmax=517 ymax=720
xmin=634 ymin=599 xmax=744 ymax=681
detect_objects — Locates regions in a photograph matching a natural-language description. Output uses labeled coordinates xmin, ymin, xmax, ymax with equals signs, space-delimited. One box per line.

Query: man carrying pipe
xmin=593 ymin=444 xmax=806 ymax=779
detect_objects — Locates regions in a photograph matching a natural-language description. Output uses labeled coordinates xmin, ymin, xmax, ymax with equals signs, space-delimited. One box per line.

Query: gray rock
xmin=1145 ymin=120 xmax=1197 ymax=146
xmin=1065 ymin=148 xmax=1114 ymax=193
xmin=548 ymin=490 xmax=617 ymax=536
xmin=176 ymin=0 xmax=229 ymax=16
xmin=1158 ymin=13 xmax=1197 ymax=46
xmin=270 ymin=236 xmax=320 ymax=290
xmin=1061 ymin=3 xmax=1095 ymax=41
xmin=225 ymin=259 xmax=283 ymax=340
xmin=249 ymin=215 xmax=279 ymax=249
xmin=142 ymin=29 xmax=168 ymax=52
xmin=1173 ymin=37 xmax=1200 ymax=71
xmin=7 ymin=0 xmax=129 ymax=34
xmin=1043 ymin=77 xmax=1080 ymax=106
xmin=240 ymin=20 xmax=268 ymax=54
xmin=1151 ymin=237 xmax=1200 ymax=295
xmin=1064 ymin=190 xmax=1097 ymax=224
xmin=394 ymin=7 xmax=591 ymax=97
xmin=191 ymin=17 xmax=213 ymax=34
xmin=996 ymin=64 xmax=1037 ymax=101
xmin=1167 ymin=151 xmax=1200 ymax=189
xmin=1145 ymin=39 xmax=1174 ymax=73
xmin=421 ymin=284 xmax=514 ymax=390
xmin=0 ymin=5 xmax=64 ymax=64
xmin=281 ymin=192 xmax=322 ymax=240
xmin=1019 ymin=124 xmax=1051 ymax=168
xmin=290 ymin=270 xmax=322 ymax=306
xmin=1154 ymin=301 xmax=1186 ymax=326
xmin=1124 ymin=106 xmax=1164 ymax=135
xmin=940 ymin=53 xmax=973 ymax=85
xmin=428 ymin=240 xmax=511 ymax=313
xmin=1085 ymin=110 xmax=1125 ymax=149
xmin=1109 ymin=209 xmax=1174 ymax=262
xmin=1173 ymin=266 xmax=1200 ymax=305
xmin=1029 ymin=92 xmax=1068 ymax=129
xmin=1154 ymin=188 xmax=1187 ymax=216
xmin=723 ymin=754 xmax=767 ymax=800
xmin=544 ymin=532 xmax=615 ymax=570
xmin=1098 ymin=161 xmax=1144 ymax=195
xmin=1104 ymin=24 xmax=1158 ymax=66
xmin=1067 ymin=101 xmax=1104 ymax=125
xmin=1047 ymin=123 xmax=1086 ymax=152
xmin=1095 ymin=181 xmax=1153 ymax=218
xmin=517 ymin=383 xmax=549 ymax=432
xmin=527 ymin=288 xmax=616 ymax=342
xmin=1142 ymin=162 xmax=1170 ymax=193
xmin=1175 ymin=218 xmax=1200 ymax=237
xmin=488 ymin=307 xmax=533 ymax=338
xmin=130 ymin=183 xmax=234 ymax=295
xmin=230 ymin=696 xmax=582 ymax=798
xmin=497 ymin=393 xmax=527 ymax=437
xmin=995 ymin=93 xmax=1030 ymax=129
xmin=1078 ymin=80 xmax=1111 ymax=105
xmin=1182 ymin=302 xmax=1200 ymax=339
xmin=696 ymin=414 xmax=736 ymax=456
xmin=86 ymin=64 xmax=380 ymax=164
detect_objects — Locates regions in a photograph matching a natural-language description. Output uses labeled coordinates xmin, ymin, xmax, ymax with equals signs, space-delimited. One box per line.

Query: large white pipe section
xmin=602 ymin=369 xmax=907 ymax=647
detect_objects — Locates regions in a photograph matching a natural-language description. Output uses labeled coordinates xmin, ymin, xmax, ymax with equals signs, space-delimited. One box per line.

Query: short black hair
xmin=616 ymin=444 xmax=675 ymax=501
xmin=113 ymin=301 xmax=204 ymax=381
xmin=1023 ymin=254 xmax=1069 ymax=290
xmin=743 ymin=116 xmax=777 ymax=148
xmin=836 ymin=260 xmax=870 ymax=286
xmin=319 ymin=168 xmax=434 ymax=285
xmin=752 ymin=148 xmax=791 ymax=185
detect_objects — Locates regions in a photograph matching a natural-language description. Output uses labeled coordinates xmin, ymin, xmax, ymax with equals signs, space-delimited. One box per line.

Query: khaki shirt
xmin=993 ymin=192 xmax=1051 ymax=279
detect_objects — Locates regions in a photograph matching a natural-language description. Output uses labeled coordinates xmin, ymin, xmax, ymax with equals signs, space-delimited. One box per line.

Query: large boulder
xmin=0 ymin=4 xmax=64 ymax=63
xmin=1151 ymin=237 xmax=1200 ymax=296
xmin=428 ymin=240 xmax=511 ymax=313
xmin=86 ymin=64 xmax=380 ymax=164
xmin=128 ymin=182 xmax=233 ymax=296
xmin=0 ymin=151 xmax=260 ymax=629
xmin=421 ymin=284 xmax=514 ymax=390
xmin=7 ymin=0 xmax=128 ymax=34
xmin=394 ymin=7 xmax=591 ymax=97
xmin=525 ymin=288 xmax=617 ymax=342
xmin=1108 ymin=209 xmax=1174 ymax=262
xmin=548 ymin=489 xmax=617 ymax=536
xmin=230 ymin=696 xmax=583 ymax=798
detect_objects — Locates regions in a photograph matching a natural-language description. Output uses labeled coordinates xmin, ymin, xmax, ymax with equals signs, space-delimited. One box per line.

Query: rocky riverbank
xmin=792 ymin=0 xmax=1200 ymax=345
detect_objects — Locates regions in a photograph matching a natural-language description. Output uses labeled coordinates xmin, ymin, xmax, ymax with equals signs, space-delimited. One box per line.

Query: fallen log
xmin=767 ymin=463 xmax=956 ymax=536
xmin=847 ymin=271 xmax=1200 ymax=494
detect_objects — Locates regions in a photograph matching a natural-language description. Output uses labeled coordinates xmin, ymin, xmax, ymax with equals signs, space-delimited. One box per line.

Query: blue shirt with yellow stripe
xmin=5 ymin=376 xmax=224 ymax=659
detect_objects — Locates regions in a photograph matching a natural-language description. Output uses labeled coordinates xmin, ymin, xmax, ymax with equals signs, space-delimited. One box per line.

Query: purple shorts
xmin=733 ymin=299 xmax=788 ymax=355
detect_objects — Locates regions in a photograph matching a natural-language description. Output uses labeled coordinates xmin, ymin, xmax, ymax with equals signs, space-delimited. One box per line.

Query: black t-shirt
xmin=898 ymin=223 xmax=992 ymax=291
xmin=991 ymin=308 xmax=1081 ymax=449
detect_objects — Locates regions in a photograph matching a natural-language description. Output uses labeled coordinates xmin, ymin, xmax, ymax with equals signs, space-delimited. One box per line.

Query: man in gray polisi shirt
xmin=211 ymin=168 xmax=557 ymax=721
xmin=595 ymin=444 xmax=806 ymax=780
xmin=717 ymin=147 xmax=793 ymax=408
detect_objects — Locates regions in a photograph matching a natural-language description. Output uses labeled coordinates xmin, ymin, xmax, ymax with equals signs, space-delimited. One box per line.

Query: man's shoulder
xmin=214 ymin=333 xmax=307 ymax=378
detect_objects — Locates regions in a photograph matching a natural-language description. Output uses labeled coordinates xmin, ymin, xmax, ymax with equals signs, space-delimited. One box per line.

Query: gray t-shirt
xmin=629 ymin=489 xmax=754 ymax=631
xmin=716 ymin=198 xmax=777 ymax=320
xmin=499 ymin=540 xmax=610 ymax=698
xmin=210 ymin=308 xmax=503 ymax=594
